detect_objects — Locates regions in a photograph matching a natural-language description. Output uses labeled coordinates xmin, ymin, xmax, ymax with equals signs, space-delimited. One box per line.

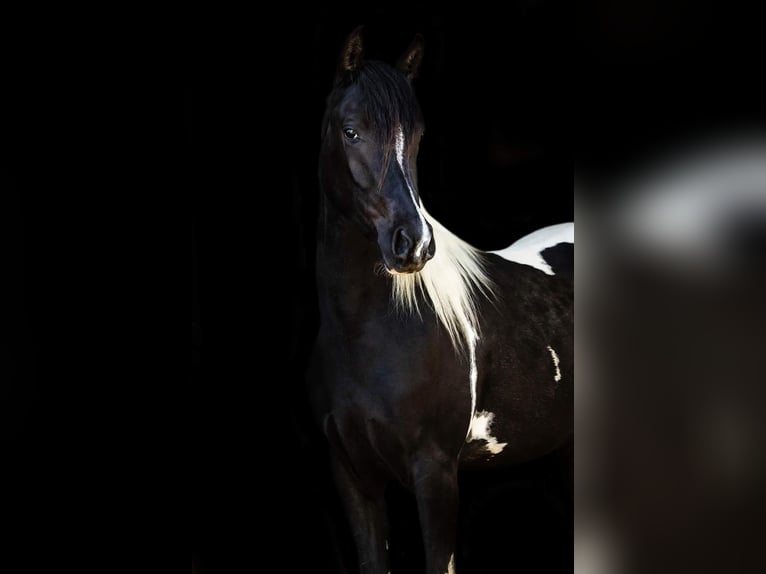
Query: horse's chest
xmin=319 ymin=323 xmax=445 ymax=391
xmin=317 ymin=331 xmax=471 ymax=464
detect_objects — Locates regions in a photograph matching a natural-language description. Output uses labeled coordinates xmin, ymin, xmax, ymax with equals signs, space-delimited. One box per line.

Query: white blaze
xmin=395 ymin=125 xmax=431 ymax=257
xmin=447 ymin=553 xmax=455 ymax=574
xmin=467 ymin=410 xmax=508 ymax=455
xmin=547 ymin=345 xmax=562 ymax=382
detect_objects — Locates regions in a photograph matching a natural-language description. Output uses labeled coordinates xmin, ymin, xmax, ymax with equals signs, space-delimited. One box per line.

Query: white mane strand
xmin=391 ymin=205 xmax=495 ymax=351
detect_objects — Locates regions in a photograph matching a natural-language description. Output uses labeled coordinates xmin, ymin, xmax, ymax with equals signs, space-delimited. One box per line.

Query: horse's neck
xmin=315 ymin=196 xmax=391 ymax=320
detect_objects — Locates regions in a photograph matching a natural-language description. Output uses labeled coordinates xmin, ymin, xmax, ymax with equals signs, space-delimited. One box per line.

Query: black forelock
xmin=347 ymin=60 xmax=420 ymax=144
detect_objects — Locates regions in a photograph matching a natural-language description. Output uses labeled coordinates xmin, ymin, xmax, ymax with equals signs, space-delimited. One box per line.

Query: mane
xmin=390 ymin=205 xmax=496 ymax=351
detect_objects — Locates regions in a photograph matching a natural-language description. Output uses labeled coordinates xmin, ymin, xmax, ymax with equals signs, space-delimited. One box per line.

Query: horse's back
xmin=491 ymin=222 xmax=573 ymax=278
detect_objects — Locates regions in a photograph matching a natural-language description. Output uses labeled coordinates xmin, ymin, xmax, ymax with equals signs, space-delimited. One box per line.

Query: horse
xmin=308 ymin=27 xmax=573 ymax=574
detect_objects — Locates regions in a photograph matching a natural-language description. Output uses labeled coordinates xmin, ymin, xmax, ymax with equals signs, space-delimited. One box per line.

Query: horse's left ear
xmin=397 ymin=33 xmax=424 ymax=81
xmin=336 ymin=26 xmax=365 ymax=83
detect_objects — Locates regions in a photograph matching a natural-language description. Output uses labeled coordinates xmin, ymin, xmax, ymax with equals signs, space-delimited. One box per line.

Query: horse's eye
xmin=343 ymin=128 xmax=359 ymax=141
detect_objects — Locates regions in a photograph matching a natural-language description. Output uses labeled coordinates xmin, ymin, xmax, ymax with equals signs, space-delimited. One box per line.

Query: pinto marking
xmin=467 ymin=410 xmax=508 ymax=455
xmin=492 ymin=222 xmax=574 ymax=275
xmin=547 ymin=345 xmax=562 ymax=382
xmin=463 ymin=322 xmax=479 ymax=439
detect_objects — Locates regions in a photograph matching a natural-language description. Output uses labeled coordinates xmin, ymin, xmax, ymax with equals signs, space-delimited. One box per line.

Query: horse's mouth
xmin=386 ymin=262 xmax=425 ymax=275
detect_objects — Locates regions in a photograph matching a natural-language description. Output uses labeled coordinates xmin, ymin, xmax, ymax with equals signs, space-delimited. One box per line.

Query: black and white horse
xmin=309 ymin=27 xmax=573 ymax=574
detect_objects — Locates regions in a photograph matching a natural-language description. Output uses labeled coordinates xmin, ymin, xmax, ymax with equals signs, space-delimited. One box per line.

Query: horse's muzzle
xmin=389 ymin=226 xmax=435 ymax=273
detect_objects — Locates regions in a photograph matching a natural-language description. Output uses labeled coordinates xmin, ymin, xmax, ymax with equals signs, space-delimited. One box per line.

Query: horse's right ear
xmin=336 ymin=26 xmax=365 ymax=83
xmin=397 ymin=33 xmax=424 ymax=81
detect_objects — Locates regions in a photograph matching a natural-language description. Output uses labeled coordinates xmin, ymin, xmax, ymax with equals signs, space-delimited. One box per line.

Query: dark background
xmin=5 ymin=1 xmax=762 ymax=573
xmin=575 ymin=0 xmax=764 ymax=187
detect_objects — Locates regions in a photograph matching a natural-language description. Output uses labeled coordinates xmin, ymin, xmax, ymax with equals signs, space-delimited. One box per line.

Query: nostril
xmin=425 ymin=237 xmax=436 ymax=260
xmin=392 ymin=227 xmax=413 ymax=259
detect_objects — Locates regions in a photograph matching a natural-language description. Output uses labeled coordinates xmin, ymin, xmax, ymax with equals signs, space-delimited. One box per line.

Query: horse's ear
xmin=397 ymin=33 xmax=424 ymax=81
xmin=337 ymin=26 xmax=365 ymax=82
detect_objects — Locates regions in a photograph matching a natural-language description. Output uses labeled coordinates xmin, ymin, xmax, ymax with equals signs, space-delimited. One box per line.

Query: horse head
xmin=319 ymin=26 xmax=435 ymax=274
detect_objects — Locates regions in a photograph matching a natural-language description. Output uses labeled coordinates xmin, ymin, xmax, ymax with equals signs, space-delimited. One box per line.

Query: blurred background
xmin=576 ymin=1 xmax=765 ymax=573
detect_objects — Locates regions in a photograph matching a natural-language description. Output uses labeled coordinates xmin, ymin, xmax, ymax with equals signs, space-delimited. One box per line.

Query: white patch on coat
xmin=467 ymin=410 xmax=508 ymax=455
xmin=608 ymin=141 xmax=766 ymax=273
xmin=547 ymin=345 xmax=562 ymax=382
xmin=492 ymin=222 xmax=574 ymax=275
xmin=447 ymin=553 xmax=455 ymax=574
xmin=463 ymin=323 xmax=478 ymax=440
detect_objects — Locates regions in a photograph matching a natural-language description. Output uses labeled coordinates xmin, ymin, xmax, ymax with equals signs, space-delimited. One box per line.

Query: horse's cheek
xmin=347 ymin=154 xmax=376 ymax=190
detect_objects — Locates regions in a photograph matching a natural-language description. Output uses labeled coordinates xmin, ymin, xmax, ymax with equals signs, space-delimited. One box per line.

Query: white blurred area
xmin=606 ymin=138 xmax=766 ymax=275
xmin=576 ymin=134 xmax=766 ymax=574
